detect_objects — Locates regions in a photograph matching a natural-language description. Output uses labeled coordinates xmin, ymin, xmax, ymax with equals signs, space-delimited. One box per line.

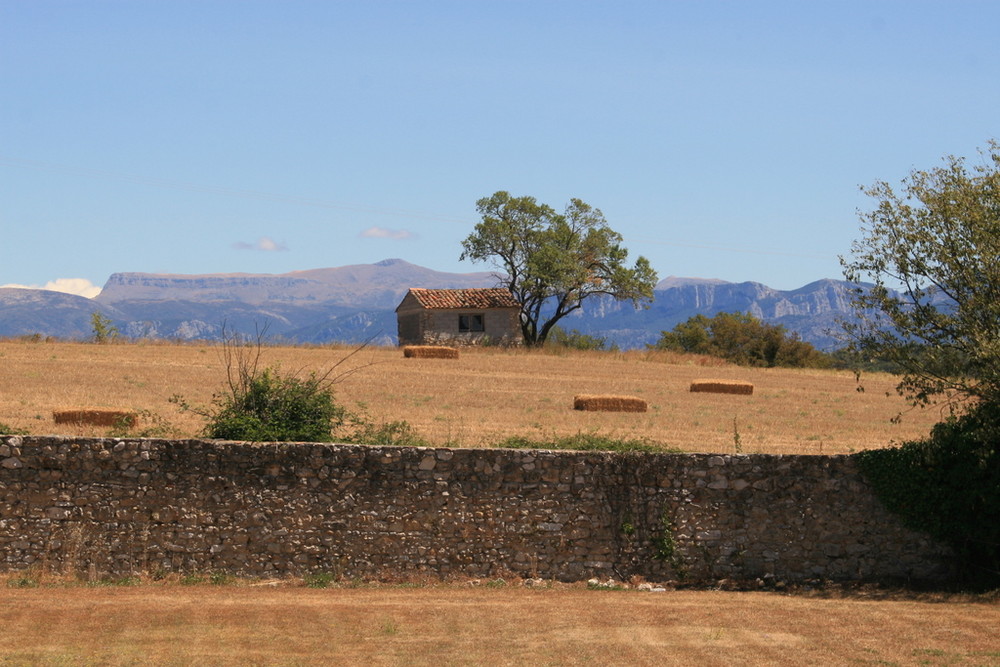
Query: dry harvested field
xmin=6 ymin=339 xmax=994 ymax=665
xmin=0 ymin=339 xmax=943 ymax=454
xmin=1 ymin=584 xmax=998 ymax=666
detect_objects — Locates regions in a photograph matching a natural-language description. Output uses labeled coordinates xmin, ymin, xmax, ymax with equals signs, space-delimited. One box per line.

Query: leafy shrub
xmin=173 ymin=326 xmax=354 ymax=442
xmin=194 ymin=367 xmax=347 ymax=442
xmin=855 ymin=402 xmax=1000 ymax=589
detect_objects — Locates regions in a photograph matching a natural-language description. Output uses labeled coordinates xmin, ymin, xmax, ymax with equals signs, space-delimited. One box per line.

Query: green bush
xmin=855 ymin=402 xmax=1000 ymax=589
xmin=172 ymin=326 xmax=360 ymax=443
xmin=545 ymin=326 xmax=616 ymax=351
xmin=198 ymin=367 xmax=347 ymax=442
xmin=651 ymin=312 xmax=833 ymax=368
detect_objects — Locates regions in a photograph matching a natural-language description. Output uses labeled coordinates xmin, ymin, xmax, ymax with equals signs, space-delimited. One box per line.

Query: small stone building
xmin=395 ymin=288 xmax=523 ymax=346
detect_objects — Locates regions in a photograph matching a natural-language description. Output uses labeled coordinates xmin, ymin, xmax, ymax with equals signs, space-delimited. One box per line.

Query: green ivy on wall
xmin=854 ymin=403 xmax=1000 ymax=589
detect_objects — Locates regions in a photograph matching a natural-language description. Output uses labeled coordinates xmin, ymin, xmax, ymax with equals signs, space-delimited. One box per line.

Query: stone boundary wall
xmin=0 ymin=436 xmax=951 ymax=583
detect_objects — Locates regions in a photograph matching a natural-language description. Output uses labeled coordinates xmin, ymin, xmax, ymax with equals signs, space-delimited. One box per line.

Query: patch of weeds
xmin=911 ymin=648 xmax=948 ymax=662
xmin=107 ymin=409 xmax=177 ymax=438
xmin=498 ymin=433 xmax=679 ymax=453
xmin=209 ymin=572 xmax=235 ymax=586
xmin=653 ymin=509 xmax=686 ymax=578
xmin=0 ymin=421 xmax=29 ymax=435
xmin=180 ymin=573 xmax=206 ymax=586
xmin=380 ymin=618 xmax=400 ymax=635
xmin=304 ymin=572 xmax=337 ymax=589
xmin=484 ymin=578 xmax=507 ymax=588
xmin=970 ymin=651 xmax=1000 ymax=660
xmin=7 ymin=575 xmax=39 ymax=588
xmin=87 ymin=576 xmax=141 ymax=587
xmin=346 ymin=419 xmax=429 ymax=447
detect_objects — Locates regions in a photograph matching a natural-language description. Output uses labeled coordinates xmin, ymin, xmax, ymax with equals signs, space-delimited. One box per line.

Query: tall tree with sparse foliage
xmin=841 ymin=140 xmax=1000 ymax=409
xmin=460 ymin=191 xmax=658 ymax=346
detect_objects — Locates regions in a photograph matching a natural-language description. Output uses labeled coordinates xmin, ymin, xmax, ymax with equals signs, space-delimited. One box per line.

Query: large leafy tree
xmin=460 ymin=191 xmax=658 ymax=346
xmin=843 ymin=142 xmax=1000 ymax=589
xmin=841 ymin=141 xmax=1000 ymax=408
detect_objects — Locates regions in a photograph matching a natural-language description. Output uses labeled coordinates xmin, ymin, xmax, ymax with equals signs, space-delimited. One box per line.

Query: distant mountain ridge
xmin=0 ymin=259 xmax=856 ymax=349
xmin=96 ymin=258 xmax=498 ymax=309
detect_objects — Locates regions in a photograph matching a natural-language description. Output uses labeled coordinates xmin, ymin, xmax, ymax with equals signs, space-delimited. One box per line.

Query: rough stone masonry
xmin=0 ymin=436 xmax=951 ymax=582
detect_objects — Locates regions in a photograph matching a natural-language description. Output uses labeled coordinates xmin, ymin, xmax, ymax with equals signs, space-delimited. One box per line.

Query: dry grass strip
xmin=690 ymin=380 xmax=754 ymax=395
xmin=403 ymin=346 xmax=460 ymax=359
xmin=52 ymin=409 xmax=138 ymax=428
xmin=573 ymin=394 xmax=648 ymax=413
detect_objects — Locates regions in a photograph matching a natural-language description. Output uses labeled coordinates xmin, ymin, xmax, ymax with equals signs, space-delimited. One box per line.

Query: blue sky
xmin=2 ymin=1 xmax=998 ymax=297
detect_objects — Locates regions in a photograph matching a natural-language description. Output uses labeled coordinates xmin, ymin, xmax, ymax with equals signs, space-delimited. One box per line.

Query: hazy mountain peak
xmin=655 ymin=275 xmax=731 ymax=290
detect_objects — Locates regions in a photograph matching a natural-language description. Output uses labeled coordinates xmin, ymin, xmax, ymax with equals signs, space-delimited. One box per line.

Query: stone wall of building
xmin=0 ymin=436 xmax=951 ymax=582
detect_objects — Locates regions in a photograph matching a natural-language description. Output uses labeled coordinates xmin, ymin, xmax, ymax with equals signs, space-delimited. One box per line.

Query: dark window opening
xmin=459 ymin=314 xmax=485 ymax=332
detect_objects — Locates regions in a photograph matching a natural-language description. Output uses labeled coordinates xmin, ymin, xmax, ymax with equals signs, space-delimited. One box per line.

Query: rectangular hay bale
xmin=52 ymin=409 xmax=138 ymax=428
xmin=573 ymin=394 xmax=648 ymax=413
xmin=689 ymin=380 xmax=754 ymax=395
xmin=402 ymin=345 xmax=460 ymax=359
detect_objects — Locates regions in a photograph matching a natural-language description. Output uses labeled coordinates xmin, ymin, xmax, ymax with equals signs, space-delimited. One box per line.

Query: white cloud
xmin=233 ymin=236 xmax=289 ymax=252
xmin=360 ymin=226 xmax=416 ymax=240
xmin=1 ymin=278 xmax=102 ymax=298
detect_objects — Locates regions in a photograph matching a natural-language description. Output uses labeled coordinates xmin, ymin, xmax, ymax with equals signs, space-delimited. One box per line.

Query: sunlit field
xmin=0 ymin=339 xmax=943 ymax=454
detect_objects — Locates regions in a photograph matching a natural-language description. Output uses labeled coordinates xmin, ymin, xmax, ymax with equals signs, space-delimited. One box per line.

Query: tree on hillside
xmin=652 ymin=311 xmax=832 ymax=368
xmin=840 ymin=140 xmax=1000 ymax=408
xmin=460 ymin=191 xmax=658 ymax=346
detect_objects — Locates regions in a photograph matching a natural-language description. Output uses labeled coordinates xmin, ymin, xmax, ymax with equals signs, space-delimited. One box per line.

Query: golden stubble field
xmin=0 ymin=339 xmax=945 ymax=453
xmin=4 ymin=339 xmax=996 ymax=665
xmin=1 ymin=585 xmax=998 ymax=666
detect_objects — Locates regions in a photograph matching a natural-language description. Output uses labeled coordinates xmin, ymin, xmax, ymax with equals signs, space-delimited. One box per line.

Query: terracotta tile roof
xmin=407 ymin=288 xmax=520 ymax=309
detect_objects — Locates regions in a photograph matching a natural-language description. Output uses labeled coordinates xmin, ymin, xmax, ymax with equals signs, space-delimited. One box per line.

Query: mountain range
xmin=0 ymin=258 xmax=857 ymax=350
